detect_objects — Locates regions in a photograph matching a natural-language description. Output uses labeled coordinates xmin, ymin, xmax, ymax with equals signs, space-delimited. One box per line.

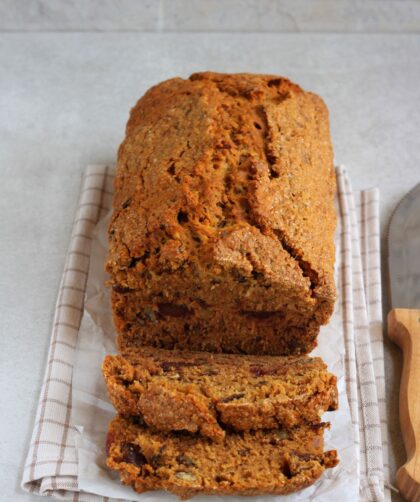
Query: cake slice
xmin=106 ymin=415 xmax=338 ymax=500
xmin=102 ymin=347 xmax=338 ymax=441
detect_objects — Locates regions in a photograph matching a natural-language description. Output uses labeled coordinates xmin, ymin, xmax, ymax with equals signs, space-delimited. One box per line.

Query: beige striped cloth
xmin=22 ymin=165 xmax=390 ymax=501
xmin=337 ymin=171 xmax=390 ymax=501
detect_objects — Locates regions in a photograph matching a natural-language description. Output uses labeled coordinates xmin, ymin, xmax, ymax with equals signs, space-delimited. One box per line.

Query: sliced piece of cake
xmin=102 ymin=347 xmax=338 ymax=441
xmin=106 ymin=415 xmax=338 ymax=500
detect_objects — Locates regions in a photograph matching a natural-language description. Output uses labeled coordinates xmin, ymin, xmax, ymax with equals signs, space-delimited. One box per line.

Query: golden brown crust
xmin=107 ymin=72 xmax=336 ymax=355
xmin=102 ymin=347 xmax=338 ymax=441
xmin=106 ymin=415 xmax=338 ymax=499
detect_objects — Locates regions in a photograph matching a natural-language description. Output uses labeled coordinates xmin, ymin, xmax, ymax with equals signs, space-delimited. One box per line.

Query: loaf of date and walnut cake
xmin=102 ymin=347 xmax=338 ymax=441
xmin=107 ymin=72 xmax=337 ymax=355
xmin=106 ymin=415 xmax=338 ymax=500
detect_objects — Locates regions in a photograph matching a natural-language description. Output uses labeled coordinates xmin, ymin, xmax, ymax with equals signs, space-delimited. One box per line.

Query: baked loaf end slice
xmin=102 ymin=347 xmax=338 ymax=441
xmin=106 ymin=415 xmax=338 ymax=500
xmin=107 ymin=71 xmax=336 ymax=355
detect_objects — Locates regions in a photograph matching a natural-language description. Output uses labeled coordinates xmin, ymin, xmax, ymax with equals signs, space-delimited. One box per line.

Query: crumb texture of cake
xmin=106 ymin=415 xmax=338 ymax=500
xmin=107 ymin=71 xmax=337 ymax=356
xmin=102 ymin=347 xmax=338 ymax=440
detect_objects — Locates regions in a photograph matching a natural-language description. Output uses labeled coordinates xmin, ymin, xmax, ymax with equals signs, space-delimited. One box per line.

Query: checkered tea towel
xmin=22 ymin=165 xmax=390 ymax=501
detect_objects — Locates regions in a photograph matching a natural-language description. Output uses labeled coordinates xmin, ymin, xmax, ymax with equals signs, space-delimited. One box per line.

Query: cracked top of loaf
xmin=107 ymin=72 xmax=336 ymax=316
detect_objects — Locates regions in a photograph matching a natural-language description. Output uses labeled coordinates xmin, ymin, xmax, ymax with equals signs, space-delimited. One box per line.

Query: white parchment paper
xmin=71 ymin=210 xmax=358 ymax=501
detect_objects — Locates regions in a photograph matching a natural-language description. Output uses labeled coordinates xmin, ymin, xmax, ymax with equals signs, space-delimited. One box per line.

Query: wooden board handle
xmin=388 ymin=308 xmax=420 ymax=501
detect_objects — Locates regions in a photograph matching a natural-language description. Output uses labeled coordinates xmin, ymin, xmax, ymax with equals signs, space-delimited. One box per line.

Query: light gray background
xmin=1 ymin=3 xmax=420 ymax=502
xmin=1 ymin=0 xmax=420 ymax=32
